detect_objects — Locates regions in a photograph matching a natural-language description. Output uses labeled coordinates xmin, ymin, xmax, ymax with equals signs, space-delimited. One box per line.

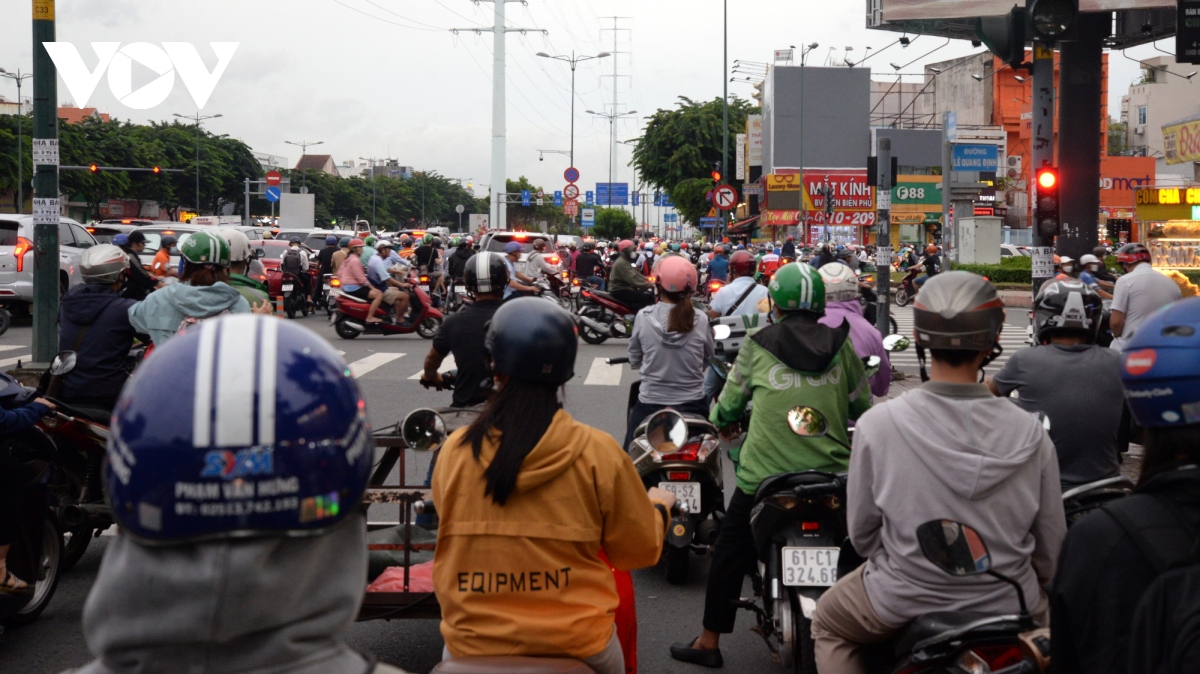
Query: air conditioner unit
xmin=1135 ymin=125 xmax=1146 ymax=135
xmin=1006 ymin=155 xmax=1022 ymax=179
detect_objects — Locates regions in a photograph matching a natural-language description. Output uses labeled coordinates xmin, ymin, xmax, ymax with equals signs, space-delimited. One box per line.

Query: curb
xmin=997 ymin=290 xmax=1032 ymax=309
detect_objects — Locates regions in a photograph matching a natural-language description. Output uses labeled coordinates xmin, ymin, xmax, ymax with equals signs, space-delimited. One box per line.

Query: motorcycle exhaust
xmin=342 ymin=320 xmax=365 ymax=333
xmin=61 ymin=503 xmax=114 ymax=528
xmin=577 ymin=315 xmax=611 ymax=335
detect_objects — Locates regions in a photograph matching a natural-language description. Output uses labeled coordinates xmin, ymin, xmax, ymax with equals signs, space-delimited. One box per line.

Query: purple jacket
xmin=819 ymin=300 xmax=890 ymax=397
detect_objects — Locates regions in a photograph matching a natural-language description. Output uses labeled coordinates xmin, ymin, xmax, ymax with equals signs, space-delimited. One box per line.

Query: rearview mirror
xmin=644 ymin=409 xmax=688 ymax=454
xmin=401 ymin=408 xmax=447 ymax=452
xmin=786 ymin=406 xmax=828 ymax=438
xmin=882 ymin=334 xmax=910 ymax=352
xmin=50 ymin=351 xmax=78 ymax=376
xmin=916 ymin=520 xmax=991 ymax=576
xmin=712 ymin=324 xmax=732 ymax=340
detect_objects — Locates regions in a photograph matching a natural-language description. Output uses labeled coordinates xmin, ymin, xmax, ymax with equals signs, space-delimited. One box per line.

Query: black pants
xmin=0 ymin=453 xmax=21 ymax=546
xmin=703 ymin=488 xmax=757 ymax=634
xmin=610 ymin=289 xmax=654 ymax=313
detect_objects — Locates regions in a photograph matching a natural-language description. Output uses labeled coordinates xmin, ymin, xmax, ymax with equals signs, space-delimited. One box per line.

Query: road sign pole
xmin=876 ymin=138 xmax=893 ymax=337
xmin=1030 ymin=41 xmax=1056 ymax=294
xmin=31 ymin=0 xmax=59 ymax=365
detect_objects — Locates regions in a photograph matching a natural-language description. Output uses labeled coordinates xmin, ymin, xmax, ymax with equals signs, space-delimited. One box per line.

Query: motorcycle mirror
xmin=786 ymin=406 xmax=829 ymax=438
xmin=882 ymin=334 xmax=910 ymax=352
xmin=50 ymin=351 xmax=78 ymax=376
xmin=1038 ymin=411 xmax=1050 ymax=432
xmin=644 ymin=409 xmax=688 ymax=454
xmin=401 ymin=408 xmax=447 ymax=452
xmin=712 ymin=324 xmax=732 ymax=340
xmin=916 ymin=519 xmax=992 ymax=576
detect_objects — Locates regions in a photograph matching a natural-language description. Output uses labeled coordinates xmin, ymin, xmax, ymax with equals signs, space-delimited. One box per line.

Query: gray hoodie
xmin=628 ymin=302 xmax=714 ymax=405
xmin=70 ymin=515 xmax=409 ymax=674
xmin=128 ymin=282 xmax=251 ymax=346
xmin=848 ymin=382 xmax=1066 ymax=627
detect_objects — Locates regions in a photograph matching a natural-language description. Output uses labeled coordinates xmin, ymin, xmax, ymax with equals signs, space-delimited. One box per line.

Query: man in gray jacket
xmin=811 ymin=272 xmax=1067 ymax=673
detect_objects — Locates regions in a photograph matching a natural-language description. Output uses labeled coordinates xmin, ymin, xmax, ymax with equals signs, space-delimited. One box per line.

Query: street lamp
xmin=535 ymin=51 xmax=610 ymax=171
xmin=285 ymin=139 xmax=324 ymax=191
xmin=0 ymin=68 xmax=32 ymax=214
xmin=173 ymin=112 xmax=222 ymax=215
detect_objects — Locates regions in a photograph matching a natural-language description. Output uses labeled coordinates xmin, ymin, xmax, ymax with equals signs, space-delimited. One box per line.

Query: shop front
xmin=1135 ymin=186 xmax=1200 ymax=239
xmin=888 ymin=175 xmax=942 ymax=249
xmin=1136 ymin=186 xmax=1200 ymax=295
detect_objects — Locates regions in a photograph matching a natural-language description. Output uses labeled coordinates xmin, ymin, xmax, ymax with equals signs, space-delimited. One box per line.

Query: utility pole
xmin=875 ymin=138 xmax=893 ymax=336
xmin=284 ymin=139 xmax=324 ymax=191
xmin=31 ymin=0 xmax=58 ymax=364
xmin=722 ymin=0 xmax=729 ymax=230
xmin=451 ymin=3 xmax=546 ymax=231
xmin=173 ymin=112 xmax=222 ymax=215
xmin=600 ymin=17 xmax=632 ymax=212
xmin=1030 ymin=42 xmax=1055 ymax=292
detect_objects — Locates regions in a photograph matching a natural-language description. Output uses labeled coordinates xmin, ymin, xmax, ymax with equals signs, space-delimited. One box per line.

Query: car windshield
xmin=140 ymin=230 xmax=194 ymax=253
xmin=484 ymin=236 xmax=535 ymax=254
xmin=256 ymin=244 xmax=293 ymax=260
xmin=89 ymin=228 xmax=125 ymax=244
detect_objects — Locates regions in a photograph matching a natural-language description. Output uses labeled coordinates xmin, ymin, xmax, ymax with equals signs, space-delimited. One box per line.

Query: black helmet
xmin=582 ymin=241 xmax=595 ymax=252
xmin=485 ymin=298 xmax=577 ymax=386
xmin=1033 ymin=278 xmax=1103 ymax=344
xmin=289 ymin=236 xmax=301 ymax=245
xmin=464 ymin=252 xmax=509 ymax=295
xmin=913 ymin=271 xmax=1005 ymax=352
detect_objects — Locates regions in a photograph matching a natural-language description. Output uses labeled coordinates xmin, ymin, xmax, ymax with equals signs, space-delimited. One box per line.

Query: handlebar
xmin=606 ymin=357 xmax=630 ymax=365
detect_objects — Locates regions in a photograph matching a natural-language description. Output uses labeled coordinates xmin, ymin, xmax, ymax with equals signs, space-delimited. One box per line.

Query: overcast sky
xmin=0 ymin=0 xmax=1173 ymax=200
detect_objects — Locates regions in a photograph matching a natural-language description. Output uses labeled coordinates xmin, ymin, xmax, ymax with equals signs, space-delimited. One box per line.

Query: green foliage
xmin=999 ymin=255 xmax=1031 ymax=269
xmin=504 ymin=177 xmax=570 ymax=231
xmin=949 ymin=261 xmax=1032 ymax=284
xmin=1107 ymin=121 xmax=1128 ymax=156
xmin=631 ymin=96 xmax=758 ymax=196
xmin=592 ymin=207 xmax=636 ymax=241
xmin=670 ymin=178 xmax=716 ymax=227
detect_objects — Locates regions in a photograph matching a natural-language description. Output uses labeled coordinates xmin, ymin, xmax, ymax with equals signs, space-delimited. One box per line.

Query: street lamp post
xmin=285 ymin=139 xmax=324 ymax=191
xmin=0 ymin=68 xmax=32 ymax=214
xmin=587 ymin=109 xmax=638 ymax=205
xmin=173 ymin=112 xmax=222 ymax=215
xmin=535 ymin=51 xmax=610 ymax=170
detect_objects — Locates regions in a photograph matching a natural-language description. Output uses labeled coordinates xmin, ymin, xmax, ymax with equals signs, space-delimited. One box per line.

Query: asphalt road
xmin=0 ymin=304 xmax=1032 ymax=674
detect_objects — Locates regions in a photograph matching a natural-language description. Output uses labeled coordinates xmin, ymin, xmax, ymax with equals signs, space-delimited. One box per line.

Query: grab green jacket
xmin=711 ymin=313 xmax=872 ymax=495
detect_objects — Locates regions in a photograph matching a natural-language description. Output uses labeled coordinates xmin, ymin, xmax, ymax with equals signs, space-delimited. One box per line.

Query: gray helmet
xmin=81 ymin=244 xmax=130 ymax=284
xmin=912 ymin=271 xmax=1005 ymax=352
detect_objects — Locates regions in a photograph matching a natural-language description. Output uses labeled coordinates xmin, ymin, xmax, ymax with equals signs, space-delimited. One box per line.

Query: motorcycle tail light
xmin=420 ymin=276 xmax=430 ymax=283
xmin=656 ymin=442 xmax=700 ymax=463
xmin=562 ymin=271 xmax=569 ymax=279
xmin=330 ymin=278 xmax=341 ymax=287
xmin=667 ymin=471 xmax=692 ymax=481
xmin=572 ymin=278 xmax=580 ymax=286
xmin=548 ymin=255 xmax=560 ymax=264
xmin=970 ymin=646 xmax=1024 ymax=671
xmin=647 ymin=276 xmax=656 ymax=283
xmin=801 ymin=522 xmax=819 ymax=531
xmin=13 ymin=237 xmax=31 ymax=272
xmin=953 ymin=650 xmax=991 ymax=674
xmin=709 ymin=282 xmax=722 ymax=291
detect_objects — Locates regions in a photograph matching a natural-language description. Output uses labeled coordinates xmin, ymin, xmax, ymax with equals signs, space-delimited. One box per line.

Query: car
xmin=296 ymin=229 xmax=354 ymax=252
xmin=1000 ymin=244 xmax=1030 ymax=258
xmin=86 ymin=223 xmax=139 ymax=245
xmin=251 ymin=240 xmax=320 ymax=299
xmin=477 ymin=231 xmax=559 ymax=275
xmin=133 ymin=224 xmax=266 ymax=272
xmin=0 ymin=214 xmax=97 ymax=309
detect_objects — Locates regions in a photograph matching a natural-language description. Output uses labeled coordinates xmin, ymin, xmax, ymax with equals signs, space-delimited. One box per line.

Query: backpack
xmin=1103 ymin=495 xmax=1200 ymax=673
xmin=281 ymin=248 xmax=303 ymax=275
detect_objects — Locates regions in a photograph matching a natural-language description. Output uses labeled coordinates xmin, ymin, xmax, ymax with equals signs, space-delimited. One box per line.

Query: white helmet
xmin=1080 ymin=254 xmax=1101 ymax=267
xmin=818 ymin=262 xmax=860 ymax=303
xmin=81 ymin=244 xmax=130 ymax=284
xmin=216 ymin=227 xmax=254 ymax=263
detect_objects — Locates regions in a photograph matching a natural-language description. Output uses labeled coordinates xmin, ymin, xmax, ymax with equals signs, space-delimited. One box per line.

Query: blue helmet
xmin=107 ymin=315 xmax=372 ymax=544
xmin=113 ymin=233 xmax=129 ymax=246
xmin=1121 ymin=298 xmax=1200 ymax=428
xmin=326 ymin=235 xmax=338 ymax=245
xmin=504 ymin=241 xmax=523 ymax=255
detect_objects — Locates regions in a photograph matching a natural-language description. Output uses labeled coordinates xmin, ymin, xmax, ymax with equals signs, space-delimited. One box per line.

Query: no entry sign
xmin=265 ymin=171 xmax=282 ymax=187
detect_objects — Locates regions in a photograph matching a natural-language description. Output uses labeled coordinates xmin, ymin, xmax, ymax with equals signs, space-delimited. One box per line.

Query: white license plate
xmin=658 ymin=481 xmax=701 ymax=514
xmin=282 ymin=284 xmax=293 ymax=292
xmin=323 ymin=284 xmax=331 ymax=291
xmin=782 ymin=547 xmax=840 ymax=587
xmin=571 ymin=286 xmax=580 ymax=295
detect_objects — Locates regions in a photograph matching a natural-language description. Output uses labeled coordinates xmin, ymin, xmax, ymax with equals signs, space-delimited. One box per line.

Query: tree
xmin=670 ymin=178 xmax=715 ymax=228
xmin=631 ymin=96 xmax=758 ymax=197
xmin=592 ymin=207 xmax=636 ymax=241
xmin=1107 ymin=120 xmax=1128 ymax=156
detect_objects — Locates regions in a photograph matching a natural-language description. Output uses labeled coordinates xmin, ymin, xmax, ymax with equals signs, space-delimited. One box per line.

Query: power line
xmin=329 ymin=0 xmax=447 ymax=31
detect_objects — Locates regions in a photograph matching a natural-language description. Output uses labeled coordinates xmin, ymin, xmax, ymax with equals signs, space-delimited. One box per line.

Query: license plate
xmin=571 ymin=286 xmax=580 ymax=295
xmin=658 ymin=481 xmax=701 ymax=514
xmin=323 ymin=284 xmax=330 ymax=291
xmin=282 ymin=284 xmax=293 ymax=292
xmin=781 ymin=547 xmax=840 ymax=587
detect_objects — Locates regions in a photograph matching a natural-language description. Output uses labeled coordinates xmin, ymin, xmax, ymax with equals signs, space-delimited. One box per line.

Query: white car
xmin=1000 ymin=244 xmax=1029 ymax=258
xmin=0 ymin=214 xmax=95 ymax=307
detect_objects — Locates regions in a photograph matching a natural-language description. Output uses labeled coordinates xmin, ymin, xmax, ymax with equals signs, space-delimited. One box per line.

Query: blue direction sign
xmin=265 ymin=186 xmax=281 ymax=203
xmin=554 ymin=190 xmax=563 ymax=206
xmin=664 ymin=213 xmax=678 ymax=223
xmin=654 ymin=191 xmax=662 ymax=207
xmin=585 ymin=191 xmax=594 ymax=207
xmin=699 ymin=216 xmax=723 ymax=229
xmin=951 ymin=144 xmax=999 ymax=171
xmin=596 ymin=183 xmax=629 ymax=206
xmin=564 ymin=167 xmax=580 ymax=183
xmin=664 ymin=195 xmax=675 ymax=208
xmin=632 ymin=192 xmax=640 ymax=207
xmin=521 ymin=189 xmax=531 ymax=206
xmin=581 ymin=208 xmax=596 ymax=227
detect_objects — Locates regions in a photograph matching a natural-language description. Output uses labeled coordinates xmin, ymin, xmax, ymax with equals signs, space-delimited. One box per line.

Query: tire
xmin=0 ymin=308 xmax=11 ymax=337
xmin=334 ymin=318 xmax=360 ymax=340
xmin=1 ymin=518 xmax=63 ymax=628
xmin=578 ymin=306 xmax=610 ymax=345
xmin=789 ymin=593 xmax=818 ymax=674
xmin=664 ymin=546 xmax=690 ymax=585
xmin=416 ymin=317 xmax=441 ymax=339
xmin=893 ymin=287 xmax=909 ymax=307
xmin=286 ymin=302 xmax=297 ymax=319
xmin=59 ymin=523 xmax=91 ymax=572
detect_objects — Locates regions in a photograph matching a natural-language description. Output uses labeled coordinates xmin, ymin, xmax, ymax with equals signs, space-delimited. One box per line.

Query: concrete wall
xmin=1121 ymin=56 xmax=1200 ymax=178
xmin=763 ymin=65 xmax=871 ymax=172
xmin=923 ymin=52 xmax=994 ymax=127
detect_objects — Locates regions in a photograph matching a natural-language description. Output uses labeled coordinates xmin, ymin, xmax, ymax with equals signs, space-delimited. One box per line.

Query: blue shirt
xmin=1079 ymin=270 xmax=1099 ymax=290
xmin=709 ymin=255 xmax=729 ymax=282
xmin=503 ymin=257 xmax=517 ymax=299
xmin=366 ymin=254 xmax=392 ymax=290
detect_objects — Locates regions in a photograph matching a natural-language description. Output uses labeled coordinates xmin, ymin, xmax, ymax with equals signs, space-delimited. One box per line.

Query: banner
xmin=801 ymin=171 xmax=874 ymax=211
xmin=1163 ymin=114 xmax=1200 ymax=165
xmin=764 ymin=210 xmax=801 ymax=226
xmin=766 ymin=173 xmax=802 ymax=191
xmin=882 ymin=0 xmax=1172 ymax=21
xmin=736 ymin=133 xmax=747 ymax=180
xmin=747 ymin=115 xmax=763 ymax=167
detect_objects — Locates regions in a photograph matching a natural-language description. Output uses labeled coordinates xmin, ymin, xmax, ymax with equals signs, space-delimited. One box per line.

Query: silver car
xmin=0 ymin=214 xmax=96 ymax=305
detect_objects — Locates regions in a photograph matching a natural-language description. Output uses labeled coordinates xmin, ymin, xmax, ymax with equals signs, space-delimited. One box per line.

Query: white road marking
xmin=349 ymin=353 xmax=406 ymax=378
xmin=0 ymin=355 xmax=31 ymax=369
xmin=409 ymin=354 xmax=456 ymax=380
xmin=583 ymin=356 xmax=624 ymax=386
xmin=0 ymin=345 xmax=25 ymax=352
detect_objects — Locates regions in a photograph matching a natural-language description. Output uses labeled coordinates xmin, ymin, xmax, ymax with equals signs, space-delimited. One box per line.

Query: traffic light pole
xmin=31 ymin=0 xmax=58 ymax=366
xmin=875 ymin=138 xmax=893 ymax=336
xmin=1029 ymin=41 xmax=1056 ymax=294
xmin=1057 ymin=12 xmax=1107 ymax=260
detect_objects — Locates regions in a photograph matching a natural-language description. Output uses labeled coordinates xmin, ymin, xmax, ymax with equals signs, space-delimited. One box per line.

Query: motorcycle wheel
xmin=889 ymin=315 xmax=898 ymax=335
xmin=788 ymin=592 xmax=818 ymax=674
xmin=334 ymin=317 xmax=361 ymax=340
xmin=416 ymin=317 xmax=441 ymax=339
xmin=578 ymin=306 xmax=610 ymax=345
xmin=59 ymin=524 xmax=92 ymax=573
xmin=664 ymin=546 xmax=689 ymax=585
xmin=893 ymin=287 xmax=909 ymax=307
xmin=0 ymin=517 xmax=63 ymax=628
xmin=0 ymin=308 xmax=11 ymax=337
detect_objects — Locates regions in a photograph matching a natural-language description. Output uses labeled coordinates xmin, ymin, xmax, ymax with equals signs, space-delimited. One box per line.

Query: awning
xmin=726 ymin=215 xmax=760 ymax=235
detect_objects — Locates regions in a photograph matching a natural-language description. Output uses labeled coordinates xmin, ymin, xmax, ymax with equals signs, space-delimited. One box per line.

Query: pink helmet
xmin=655 ymin=255 xmax=698 ymax=294
xmin=617 ymin=239 xmax=636 ymax=253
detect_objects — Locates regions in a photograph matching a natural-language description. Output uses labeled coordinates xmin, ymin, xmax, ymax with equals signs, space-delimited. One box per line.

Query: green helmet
xmin=423 ymin=233 xmax=434 ymax=244
xmin=364 ymin=236 xmax=377 ymax=246
xmin=179 ymin=231 xmax=231 ymax=268
xmin=451 ymin=236 xmax=462 ymax=247
xmin=768 ymin=262 xmax=825 ymax=314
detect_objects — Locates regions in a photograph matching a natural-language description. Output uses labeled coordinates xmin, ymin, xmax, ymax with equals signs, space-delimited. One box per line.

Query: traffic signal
xmin=151 ymin=166 xmax=161 ymax=174
xmin=1027 ymin=0 xmax=1077 ymax=40
xmin=89 ymin=164 xmax=99 ymax=173
xmin=711 ymin=163 xmax=721 ymax=183
xmin=1035 ymin=165 xmax=1060 ymax=237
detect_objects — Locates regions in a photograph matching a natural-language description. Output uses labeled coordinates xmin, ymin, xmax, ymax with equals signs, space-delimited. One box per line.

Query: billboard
xmin=801 ymin=171 xmax=874 ymax=212
xmin=747 ymin=115 xmax=763 ymax=167
xmin=1099 ymin=155 xmax=1155 ymax=208
xmin=1163 ymin=114 xmax=1200 ymax=166
xmin=882 ymin=0 xmax=1174 ymax=21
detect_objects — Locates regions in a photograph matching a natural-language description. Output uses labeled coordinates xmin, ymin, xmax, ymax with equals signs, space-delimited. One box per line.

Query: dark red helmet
xmin=729 ymin=250 xmax=755 ymax=276
xmin=1116 ymin=243 xmax=1150 ymax=265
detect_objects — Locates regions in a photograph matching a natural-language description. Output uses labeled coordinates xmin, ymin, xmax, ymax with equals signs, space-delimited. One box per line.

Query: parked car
xmin=0 ymin=214 xmax=96 ymax=310
xmin=1000 ymin=244 xmax=1030 ymax=257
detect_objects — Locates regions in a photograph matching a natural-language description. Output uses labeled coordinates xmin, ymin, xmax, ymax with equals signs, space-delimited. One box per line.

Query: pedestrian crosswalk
xmin=886 ymin=306 xmax=1030 ymax=376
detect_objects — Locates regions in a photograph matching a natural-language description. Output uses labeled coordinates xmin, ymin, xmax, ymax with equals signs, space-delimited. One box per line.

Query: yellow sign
xmin=891 ymin=212 xmax=926 ymax=225
xmin=33 ymin=0 xmax=53 ymax=20
xmin=1137 ymin=187 xmax=1200 ymax=206
xmin=1034 ymin=43 xmax=1054 ymax=60
xmin=1163 ymin=116 xmax=1200 ymax=166
xmin=766 ymin=174 xmax=802 ymax=191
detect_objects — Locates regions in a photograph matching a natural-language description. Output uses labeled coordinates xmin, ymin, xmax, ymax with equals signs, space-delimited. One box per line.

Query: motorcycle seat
xmin=69 ymin=405 xmax=114 ymax=424
xmin=590 ymin=290 xmax=618 ymax=301
xmin=753 ymin=471 xmax=845 ymax=502
xmin=430 ymin=656 xmax=594 ymax=674
xmin=893 ymin=611 xmax=1021 ymax=656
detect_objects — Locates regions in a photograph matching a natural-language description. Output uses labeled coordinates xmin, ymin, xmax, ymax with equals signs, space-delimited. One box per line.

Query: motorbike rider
xmin=337 ymin=238 xmax=386 ymax=324
xmin=623 ymin=256 xmax=713 ymax=449
xmin=1078 ymin=253 xmax=1113 ymax=299
xmin=432 ymin=298 xmax=675 ymax=674
xmin=818 ymin=263 xmax=890 ymax=397
xmin=280 ymin=236 xmax=312 ymax=306
xmin=414 ymin=233 xmax=438 ymax=276
xmin=1087 ymin=245 xmax=1118 ymax=288
xmin=1051 ymin=297 xmax=1200 ymax=674
xmin=445 ymin=236 xmax=475 ymax=290
xmin=707 ymin=244 xmax=730 ymax=283
xmin=780 ymin=236 xmax=796 ymax=259
xmin=707 ymin=250 xmax=768 ymax=321
xmin=0 ymin=394 xmax=56 ymax=595
xmin=366 ymin=239 xmax=411 ymax=322
xmin=575 ymin=241 xmax=607 ymax=290
xmin=361 ymin=235 xmax=378 ymax=266
xmin=398 ymin=236 xmax=416 ymax=260
xmin=757 ymin=246 xmax=782 ymax=280
xmin=501 ymin=241 xmax=541 ymax=301
xmin=913 ymin=243 xmax=942 ymax=287
xmin=70 ymin=314 xmax=409 ymax=674
xmin=114 ymin=232 xmax=160 ymax=301
xmin=150 ymin=234 xmax=178 ymax=280
xmin=218 ymin=228 xmax=270 ymax=310
xmin=316 ymin=234 xmax=339 ymax=293
xmin=331 ymin=237 xmax=350 ymax=273
xmin=811 ymin=271 xmax=1066 ymax=673
xmin=986 ymin=278 xmax=1124 ymax=488
xmin=129 ymin=231 xmax=271 ymax=346
xmin=608 ymin=239 xmax=656 ymax=313
xmin=526 ymin=238 xmax=562 ymax=282
xmin=671 ymin=263 xmax=872 ymax=668
xmin=1111 ymin=242 xmax=1180 ymax=352
xmin=422 ymin=252 xmax=507 ymax=407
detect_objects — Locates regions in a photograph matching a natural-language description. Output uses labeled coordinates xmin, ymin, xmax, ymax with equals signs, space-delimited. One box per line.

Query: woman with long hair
xmin=432 ymin=298 xmax=675 ymax=674
xmin=622 ymin=255 xmax=713 ymax=449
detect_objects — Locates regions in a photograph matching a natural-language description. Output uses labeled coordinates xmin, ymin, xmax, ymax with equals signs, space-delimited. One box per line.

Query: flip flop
xmin=0 ymin=570 xmax=32 ymax=595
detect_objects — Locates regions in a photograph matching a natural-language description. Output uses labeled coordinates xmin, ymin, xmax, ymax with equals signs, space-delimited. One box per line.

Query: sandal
xmin=0 ymin=570 xmax=32 ymax=595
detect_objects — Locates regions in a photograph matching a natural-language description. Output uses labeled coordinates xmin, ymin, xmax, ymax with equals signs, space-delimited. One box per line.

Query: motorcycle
xmin=1061 ymin=476 xmax=1133 ymax=527
xmin=704 ymin=279 xmax=725 ymax=304
xmin=576 ymin=286 xmax=643 ymax=345
xmin=331 ymin=272 xmax=443 ymax=340
xmin=893 ymin=267 xmax=920 ymax=307
xmin=280 ymin=271 xmax=310 ymax=319
xmin=857 ymin=273 xmax=898 ymax=336
xmin=313 ymin=273 xmax=334 ymax=315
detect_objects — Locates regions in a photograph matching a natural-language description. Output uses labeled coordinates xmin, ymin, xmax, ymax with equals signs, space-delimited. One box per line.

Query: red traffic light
xmin=711 ymin=171 xmax=721 ymax=182
xmin=152 ymin=166 xmax=161 ymax=174
xmin=1037 ymin=168 xmax=1057 ymax=190
xmin=88 ymin=164 xmax=99 ymax=173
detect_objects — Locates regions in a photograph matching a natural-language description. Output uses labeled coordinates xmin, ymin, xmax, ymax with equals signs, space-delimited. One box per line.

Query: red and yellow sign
xmin=1164 ymin=116 xmax=1200 ymax=166
xmin=766 ymin=174 xmax=802 ymax=191
xmin=764 ymin=210 xmax=801 ymax=226
xmin=801 ymin=171 xmax=875 ymax=212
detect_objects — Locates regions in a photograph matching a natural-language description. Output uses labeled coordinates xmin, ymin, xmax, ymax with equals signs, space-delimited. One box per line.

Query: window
xmin=70 ymin=224 xmax=97 ymax=249
xmin=1138 ymin=106 xmax=1147 ymax=125
xmin=57 ymin=222 xmax=77 ymax=247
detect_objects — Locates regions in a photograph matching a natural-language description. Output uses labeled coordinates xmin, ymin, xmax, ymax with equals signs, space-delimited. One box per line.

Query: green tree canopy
xmin=670 ymin=178 xmax=716 ymax=228
xmin=592 ymin=207 xmax=636 ymax=241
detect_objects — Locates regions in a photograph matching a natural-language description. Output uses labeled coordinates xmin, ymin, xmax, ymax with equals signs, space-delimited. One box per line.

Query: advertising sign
xmin=31 ymin=138 xmax=59 ymax=167
xmin=1181 ymin=0 xmax=1200 ymax=64
xmin=881 ymin=0 xmax=1170 ymax=22
xmin=764 ymin=210 xmax=801 ymax=226
xmin=766 ymin=173 xmax=802 ymax=191
xmin=748 ymin=115 xmax=763 ymax=167
xmin=1163 ymin=114 xmax=1200 ymax=165
xmin=801 ymin=171 xmax=874 ymax=212
xmin=469 ymin=213 xmax=489 ymax=230
xmin=891 ymin=177 xmax=943 ymax=206
xmin=1099 ymin=155 xmax=1155 ymax=208
xmin=951 ymin=144 xmax=1000 ymax=171
xmin=736 ymin=133 xmax=747 ymax=180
